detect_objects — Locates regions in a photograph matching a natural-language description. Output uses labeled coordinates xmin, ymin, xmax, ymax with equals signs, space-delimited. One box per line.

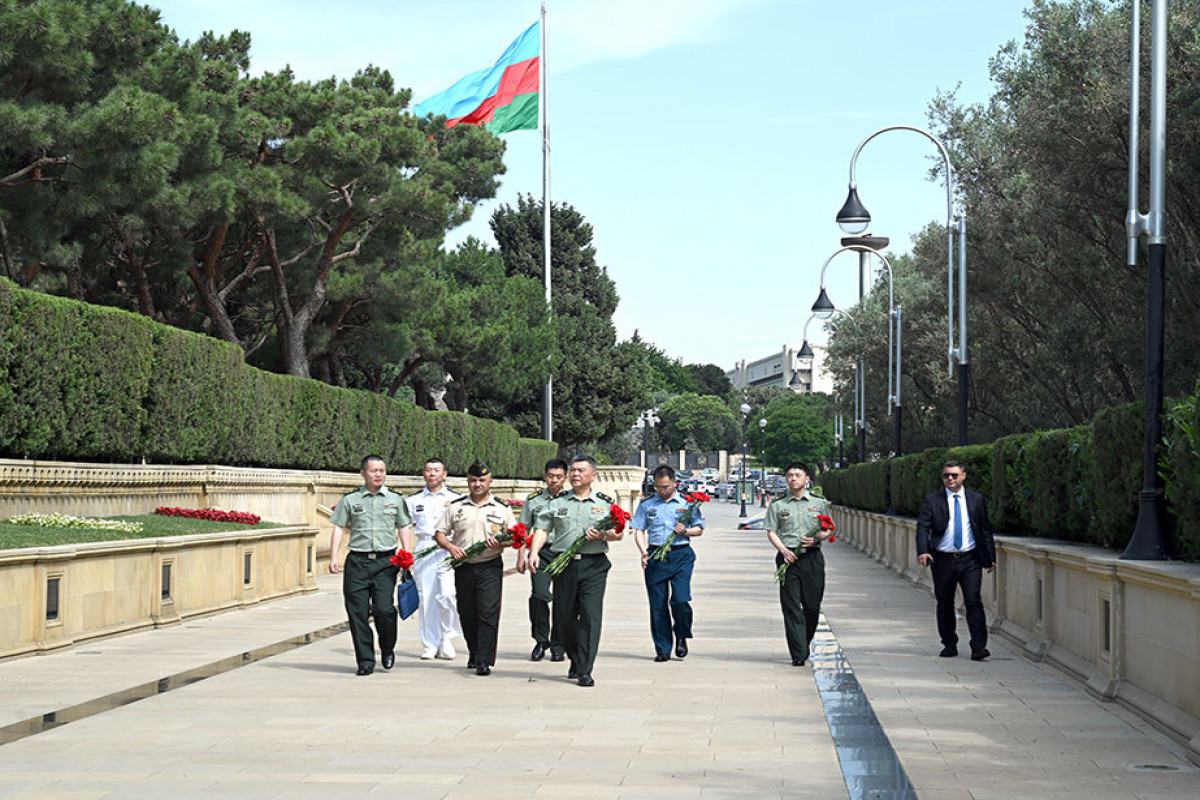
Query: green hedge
xmin=0 ymin=278 xmax=550 ymax=477
xmin=822 ymin=394 xmax=1200 ymax=561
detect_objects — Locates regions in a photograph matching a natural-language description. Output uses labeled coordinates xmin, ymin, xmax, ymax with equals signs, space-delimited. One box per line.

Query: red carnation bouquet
xmin=445 ymin=522 xmax=531 ymax=569
xmin=389 ymin=550 xmax=415 ymax=570
xmin=652 ymin=491 xmax=710 ymax=561
xmin=774 ymin=514 xmax=836 ymax=583
xmin=545 ymin=505 xmax=631 ymax=575
xmin=155 ymin=506 xmax=261 ymax=525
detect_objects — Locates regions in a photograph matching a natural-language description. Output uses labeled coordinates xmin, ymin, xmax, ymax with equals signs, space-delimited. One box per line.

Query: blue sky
xmin=156 ymin=0 xmax=1035 ymax=370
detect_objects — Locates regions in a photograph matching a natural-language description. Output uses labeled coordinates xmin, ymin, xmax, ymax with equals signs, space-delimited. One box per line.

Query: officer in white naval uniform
xmin=406 ymin=457 xmax=463 ymax=659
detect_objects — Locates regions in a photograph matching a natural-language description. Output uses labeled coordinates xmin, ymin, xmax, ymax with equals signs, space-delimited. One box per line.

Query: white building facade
xmin=726 ymin=344 xmax=833 ymax=395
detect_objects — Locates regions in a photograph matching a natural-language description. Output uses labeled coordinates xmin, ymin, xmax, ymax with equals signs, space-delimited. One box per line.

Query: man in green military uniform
xmin=515 ymin=458 xmax=568 ymax=662
xmin=434 ymin=459 xmax=516 ymax=676
xmin=529 ymin=455 xmax=622 ymax=687
xmin=329 ymin=455 xmax=413 ymax=675
xmin=765 ymin=461 xmax=833 ymax=667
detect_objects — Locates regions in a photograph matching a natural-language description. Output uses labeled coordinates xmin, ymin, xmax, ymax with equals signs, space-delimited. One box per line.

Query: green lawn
xmin=0 ymin=514 xmax=285 ymax=549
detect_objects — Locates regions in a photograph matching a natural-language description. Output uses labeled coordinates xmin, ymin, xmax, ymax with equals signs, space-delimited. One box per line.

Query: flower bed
xmin=7 ymin=512 xmax=144 ymax=535
xmin=155 ymin=507 xmax=261 ymax=525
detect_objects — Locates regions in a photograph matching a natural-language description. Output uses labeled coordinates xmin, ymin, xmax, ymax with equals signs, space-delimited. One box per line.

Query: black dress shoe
xmin=531 ymin=642 xmax=548 ymax=661
xmin=675 ymin=639 xmax=688 ymax=659
xmin=791 ymin=658 xmax=806 ymax=667
xmin=467 ymin=657 xmax=478 ymax=669
xmin=550 ymin=652 xmax=566 ymax=662
xmin=654 ymin=653 xmax=670 ymax=662
xmin=567 ymin=665 xmax=578 ymax=680
xmin=355 ymin=665 xmax=374 ymax=676
xmin=939 ymin=646 xmax=958 ymax=658
xmin=970 ymin=648 xmax=990 ymax=661
xmin=381 ymin=652 xmax=395 ymax=670
xmin=577 ymin=674 xmax=595 ymax=687
xmin=476 ymin=664 xmax=492 ymax=675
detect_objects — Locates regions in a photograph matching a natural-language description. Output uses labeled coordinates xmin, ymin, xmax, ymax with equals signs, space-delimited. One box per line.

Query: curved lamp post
xmin=812 ymin=245 xmax=904 ymax=456
xmin=836 ymin=125 xmax=967 ymax=446
xmin=635 ymin=409 xmax=659 ymax=469
xmin=800 ymin=311 xmax=866 ymax=462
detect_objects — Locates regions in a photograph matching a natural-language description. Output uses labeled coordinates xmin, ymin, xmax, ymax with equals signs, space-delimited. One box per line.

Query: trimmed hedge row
xmin=0 ymin=279 xmax=556 ymax=477
xmin=821 ymin=393 xmax=1200 ymax=560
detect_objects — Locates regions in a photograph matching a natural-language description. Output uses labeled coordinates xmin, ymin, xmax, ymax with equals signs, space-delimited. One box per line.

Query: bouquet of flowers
xmin=389 ymin=549 xmax=415 ymax=570
xmin=651 ymin=491 xmax=710 ymax=561
xmin=773 ymin=514 xmax=836 ymax=583
xmin=445 ymin=522 xmax=531 ymax=569
xmin=545 ymin=505 xmax=632 ymax=575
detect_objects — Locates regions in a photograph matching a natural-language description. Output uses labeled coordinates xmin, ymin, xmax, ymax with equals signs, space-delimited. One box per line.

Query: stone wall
xmin=832 ymin=505 xmax=1200 ymax=762
xmin=0 ymin=526 xmax=318 ymax=660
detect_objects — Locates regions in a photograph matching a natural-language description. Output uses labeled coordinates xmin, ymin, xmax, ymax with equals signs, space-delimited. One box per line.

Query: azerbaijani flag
xmin=413 ymin=21 xmax=540 ymax=134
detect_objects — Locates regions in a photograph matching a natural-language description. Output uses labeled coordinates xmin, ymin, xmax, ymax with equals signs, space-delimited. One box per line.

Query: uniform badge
xmin=414 ymin=504 xmax=424 ymax=512
xmin=647 ymin=509 xmax=657 ymax=518
xmin=555 ymin=508 xmax=569 ymax=517
xmin=780 ymin=510 xmax=790 ymax=518
xmin=352 ymin=504 xmax=364 ymax=512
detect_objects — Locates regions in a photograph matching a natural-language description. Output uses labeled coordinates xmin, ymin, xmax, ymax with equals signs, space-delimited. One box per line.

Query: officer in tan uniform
xmin=329 ymin=455 xmax=413 ymax=675
xmin=434 ymin=460 xmax=516 ymax=676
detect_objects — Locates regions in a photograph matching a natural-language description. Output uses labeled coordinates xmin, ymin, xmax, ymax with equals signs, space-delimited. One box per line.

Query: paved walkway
xmin=0 ymin=502 xmax=1195 ymax=799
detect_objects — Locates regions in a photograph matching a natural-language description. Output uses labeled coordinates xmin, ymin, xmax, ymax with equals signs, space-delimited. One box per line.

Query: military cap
xmin=467 ymin=459 xmax=491 ymax=477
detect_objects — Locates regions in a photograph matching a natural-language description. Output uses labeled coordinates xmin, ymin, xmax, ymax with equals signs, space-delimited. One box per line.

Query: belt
xmin=937 ymin=549 xmax=976 ymax=558
xmin=572 ymin=552 xmax=606 ymax=560
xmin=350 ymin=549 xmax=397 ymax=560
xmin=651 ymin=544 xmax=690 ymax=552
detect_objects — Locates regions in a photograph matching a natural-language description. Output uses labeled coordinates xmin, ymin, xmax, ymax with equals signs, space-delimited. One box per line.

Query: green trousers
xmin=551 ymin=553 xmax=610 ymax=676
xmin=776 ymin=548 xmax=825 ymax=662
xmin=529 ymin=546 xmax=564 ymax=657
xmin=343 ymin=551 xmax=399 ymax=669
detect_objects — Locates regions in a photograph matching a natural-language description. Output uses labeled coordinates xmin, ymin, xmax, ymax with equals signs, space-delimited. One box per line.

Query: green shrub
xmin=991 ymin=433 xmax=1035 ymax=534
xmin=1165 ymin=392 xmax=1200 ymax=559
xmin=1092 ymin=402 xmax=1144 ymax=551
xmin=947 ymin=443 xmax=995 ymax=520
xmin=1026 ymin=427 xmax=1095 ymax=543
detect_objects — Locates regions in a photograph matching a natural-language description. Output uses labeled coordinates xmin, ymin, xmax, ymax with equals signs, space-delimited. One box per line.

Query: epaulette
xmin=527 ymin=489 xmax=542 ymax=500
xmin=496 ymin=498 xmax=510 ymax=507
xmin=448 ymin=495 xmax=468 ymax=504
xmin=596 ymin=491 xmax=614 ymax=504
xmin=551 ymin=490 xmax=570 ymax=499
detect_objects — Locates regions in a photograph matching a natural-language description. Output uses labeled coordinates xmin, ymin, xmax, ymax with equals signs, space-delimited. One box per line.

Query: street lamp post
xmin=836 ymin=125 xmax=967 ymax=446
xmin=739 ymin=402 xmax=751 ymax=518
xmin=1122 ymin=0 xmax=1172 ymax=560
xmin=812 ymin=245 xmax=903 ymax=456
xmin=635 ymin=409 xmax=659 ymax=469
xmin=759 ymin=418 xmax=768 ymax=508
xmin=801 ymin=312 xmax=865 ymax=462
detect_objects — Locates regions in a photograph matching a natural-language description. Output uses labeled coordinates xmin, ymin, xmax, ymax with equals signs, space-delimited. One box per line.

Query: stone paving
xmin=0 ymin=501 xmax=1195 ymax=799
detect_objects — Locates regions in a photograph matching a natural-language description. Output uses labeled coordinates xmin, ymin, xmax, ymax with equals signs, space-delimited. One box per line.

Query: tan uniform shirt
xmin=436 ymin=495 xmax=517 ymax=564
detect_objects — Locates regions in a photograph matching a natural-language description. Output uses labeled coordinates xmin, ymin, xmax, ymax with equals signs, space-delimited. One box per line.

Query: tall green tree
xmin=490 ymin=196 xmax=651 ymax=450
xmin=763 ymin=393 xmax=836 ymax=469
xmin=657 ymin=393 xmax=739 ymax=452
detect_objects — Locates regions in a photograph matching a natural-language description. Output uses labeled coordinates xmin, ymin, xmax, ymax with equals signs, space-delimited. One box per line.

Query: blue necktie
xmin=953 ymin=494 xmax=963 ymax=550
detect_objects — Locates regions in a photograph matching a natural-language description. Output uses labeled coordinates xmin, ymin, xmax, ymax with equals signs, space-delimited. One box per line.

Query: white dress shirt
xmin=936 ymin=489 xmax=977 ymax=553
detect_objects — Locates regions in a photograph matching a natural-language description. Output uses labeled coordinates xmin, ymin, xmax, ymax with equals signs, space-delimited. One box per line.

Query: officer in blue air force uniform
xmin=632 ymin=464 xmax=704 ymax=661
xmin=329 ymin=455 xmax=414 ymax=675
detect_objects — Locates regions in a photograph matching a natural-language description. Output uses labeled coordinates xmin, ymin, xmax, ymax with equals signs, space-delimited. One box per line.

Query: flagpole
xmin=540 ymin=1 xmax=553 ymax=443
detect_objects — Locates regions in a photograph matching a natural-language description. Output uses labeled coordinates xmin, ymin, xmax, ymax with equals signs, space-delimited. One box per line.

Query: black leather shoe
xmin=567 ymin=665 xmax=578 ymax=680
xmin=939 ymin=646 xmax=958 ymax=658
xmin=381 ymin=652 xmax=395 ymax=670
xmin=550 ymin=652 xmax=566 ymax=662
xmin=355 ymin=665 xmax=374 ymax=676
xmin=654 ymin=653 xmax=670 ymax=662
xmin=791 ymin=658 xmax=806 ymax=667
xmin=531 ymin=642 xmax=548 ymax=661
xmin=675 ymin=639 xmax=688 ymax=659
xmin=577 ymin=674 xmax=595 ymax=687
xmin=970 ymin=648 xmax=990 ymax=661
xmin=476 ymin=664 xmax=492 ymax=675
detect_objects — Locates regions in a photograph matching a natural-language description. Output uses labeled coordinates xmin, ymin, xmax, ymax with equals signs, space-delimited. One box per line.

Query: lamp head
xmin=759 ymin=418 xmax=767 ymax=429
xmin=811 ymin=287 xmax=835 ymax=320
xmin=739 ymin=403 xmax=751 ymax=416
xmin=836 ymin=186 xmax=870 ymax=235
xmin=798 ymin=340 xmax=814 ymax=359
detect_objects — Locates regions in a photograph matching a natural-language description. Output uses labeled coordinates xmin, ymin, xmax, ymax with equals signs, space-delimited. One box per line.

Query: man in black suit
xmin=916 ymin=460 xmax=997 ymax=661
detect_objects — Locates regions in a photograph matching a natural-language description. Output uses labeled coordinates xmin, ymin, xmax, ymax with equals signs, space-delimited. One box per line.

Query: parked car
xmin=737 ymin=513 xmax=766 ymax=530
xmin=715 ymin=482 xmax=735 ymax=501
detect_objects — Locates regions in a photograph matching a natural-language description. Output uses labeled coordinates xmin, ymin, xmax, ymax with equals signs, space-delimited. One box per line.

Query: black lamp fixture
xmin=836 ymin=187 xmax=871 ymax=235
xmin=811 ymin=287 xmax=836 ymax=319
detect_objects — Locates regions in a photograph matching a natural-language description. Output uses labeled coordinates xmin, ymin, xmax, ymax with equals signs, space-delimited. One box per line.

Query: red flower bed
xmin=155 ymin=506 xmax=262 ymax=525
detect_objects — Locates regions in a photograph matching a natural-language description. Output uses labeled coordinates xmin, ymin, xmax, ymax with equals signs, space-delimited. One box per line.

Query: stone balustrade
xmin=832 ymin=505 xmax=1200 ymax=762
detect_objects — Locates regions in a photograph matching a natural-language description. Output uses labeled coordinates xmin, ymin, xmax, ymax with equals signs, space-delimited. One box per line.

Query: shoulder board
xmin=527 ymin=490 xmax=542 ymax=500
xmin=551 ymin=490 xmax=571 ymax=499
xmin=407 ymin=490 xmax=424 ymax=500
xmin=448 ymin=495 xmax=468 ymax=504
xmin=596 ymin=492 xmax=614 ymax=504
xmin=496 ymin=498 xmax=510 ymax=507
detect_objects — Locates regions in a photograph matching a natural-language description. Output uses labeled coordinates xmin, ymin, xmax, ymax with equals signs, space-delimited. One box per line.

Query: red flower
xmin=608 ymin=504 xmax=632 ymax=535
xmin=816 ymin=514 xmax=835 ymax=532
xmin=507 ymin=523 xmax=530 ymax=549
xmin=390 ymin=550 xmax=415 ymax=569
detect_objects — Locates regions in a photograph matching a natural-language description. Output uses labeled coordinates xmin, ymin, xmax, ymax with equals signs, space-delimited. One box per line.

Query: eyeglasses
xmin=942 ymin=473 xmax=962 ymax=479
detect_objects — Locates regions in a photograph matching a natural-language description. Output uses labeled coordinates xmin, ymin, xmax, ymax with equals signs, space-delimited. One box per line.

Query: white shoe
xmin=436 ymin=642 xmax=456 ymax=660
xmin=420 ymin=649 xmax=437 ymax=660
